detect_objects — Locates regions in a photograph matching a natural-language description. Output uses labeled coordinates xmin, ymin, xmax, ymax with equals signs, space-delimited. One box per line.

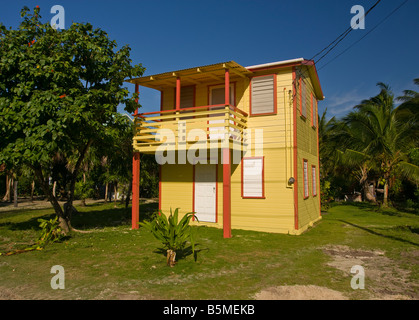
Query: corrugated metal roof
xmin=125 ymin=61 xmax=252 ymax=89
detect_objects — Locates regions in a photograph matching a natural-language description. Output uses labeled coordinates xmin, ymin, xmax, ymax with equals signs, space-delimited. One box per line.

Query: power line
xmin=312 ymin=0 xmax=383 ymax=64
xmin=317 ymin=0 xmax=410 ymax=71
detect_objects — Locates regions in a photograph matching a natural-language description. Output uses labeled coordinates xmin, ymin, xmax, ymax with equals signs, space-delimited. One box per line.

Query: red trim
xmin=176 ymin=77 xmax=181 ymax=110
xmin=241 ymin=157 xmax=265 ymax=199
xmin=246 ymin=61 xmax=305 ymax=72
xmin=225 ymin=68 xmax=230 ymax=105
xmin=249 ymin=74 xmax=277 ymax=116
xmin=173 ymin=85 xmax=196 ymax=109
xmin=222 ymin=149 xmax=231 ymax=238
xmin=292 ymin=67 xmax=299 ymax=230
xmin=303 ymin=159 xmax=309 ymax=200
xmin=207 ymin=82 xmax=237 ymax=107
xmin=311 ymin=165 xmax=317 ymax=197
xmin=131 ymin=153 xmax=140 ymax=229
xmin=137 ymin=104 xmax=248 ymax=117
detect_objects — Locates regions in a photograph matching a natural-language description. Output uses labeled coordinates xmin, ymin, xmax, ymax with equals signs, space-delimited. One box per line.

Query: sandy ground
xmin=254 ymin=245 xmax=418 ymax=300
xmin=254 ymin=285 xmax=347 ymax=300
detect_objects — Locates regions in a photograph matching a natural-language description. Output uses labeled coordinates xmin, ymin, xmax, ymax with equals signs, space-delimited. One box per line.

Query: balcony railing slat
xmin=133 ymin=104 xmax=248 ymax=153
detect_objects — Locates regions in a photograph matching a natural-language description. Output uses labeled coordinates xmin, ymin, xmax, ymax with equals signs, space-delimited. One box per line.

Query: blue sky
xmin=1 ymin=0 xmax=418 ymax=119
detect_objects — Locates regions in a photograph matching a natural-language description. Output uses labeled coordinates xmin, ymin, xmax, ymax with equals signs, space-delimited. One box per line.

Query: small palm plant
xmin=139 ymin=208 xmax=198 ymax=267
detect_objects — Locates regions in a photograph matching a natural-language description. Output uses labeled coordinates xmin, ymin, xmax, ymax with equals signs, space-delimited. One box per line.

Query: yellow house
xmin=128 ymin=58 xmax=324 ymax=237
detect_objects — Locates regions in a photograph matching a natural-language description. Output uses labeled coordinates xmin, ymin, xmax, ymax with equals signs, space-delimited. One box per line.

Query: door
xmin=194 ymin=164 xmax=217 ymax=222
xmin=209 ymin=85 xmax=235 ymax=140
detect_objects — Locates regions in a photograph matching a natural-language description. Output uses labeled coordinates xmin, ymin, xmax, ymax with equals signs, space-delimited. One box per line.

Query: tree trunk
xmin=30 ymin=180 xmax=35 ymax=202
xmin=13 ymin=180 xmax=18 ymax=207
xmin=64 ymin=139 xmax=94 ymax=229
xmin=383 ymin=180 xmax=389 ymax=207
xmin=104 ymin=182 xmax=108 ymax=202
xmin=113 ymin=182 xmax=118 ymax=207
xmin=33 ymin=167 xmax=71 ymax=234
xmin=52 ymin=181 xmax=57 ymax=198
xmin=166 ymin=250 xmax=176 ymax=267
xmin=2 ymin=174 xmax=11 ymax=202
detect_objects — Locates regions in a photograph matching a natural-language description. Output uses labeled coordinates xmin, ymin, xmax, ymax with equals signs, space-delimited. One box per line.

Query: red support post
xmin=176 ymin=77 xmax=181 ymax=110
xmin=224 ymin=68 xmax=230 ymax=105
xmin=222 ymin=148 xmax=232 ymax=238
xmin=132 ymin=152 xmax=140 ymax=229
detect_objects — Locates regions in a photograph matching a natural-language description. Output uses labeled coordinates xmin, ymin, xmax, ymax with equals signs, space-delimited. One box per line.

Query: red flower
xmin=36 ymin=5 xmax=39 ymax=9
xmin=59 ymin=94 xmax=66 ymax=99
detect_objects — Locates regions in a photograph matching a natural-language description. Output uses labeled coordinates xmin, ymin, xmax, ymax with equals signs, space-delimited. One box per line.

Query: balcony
xmin=133 ymin=104 xmax=248 ymax=154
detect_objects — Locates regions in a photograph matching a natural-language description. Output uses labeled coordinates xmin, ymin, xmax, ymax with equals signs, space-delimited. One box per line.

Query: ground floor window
xmin=242 ymin=157 xmax=265 ymax=199
xmin=312 ymin=165 xmax=317 ymax=196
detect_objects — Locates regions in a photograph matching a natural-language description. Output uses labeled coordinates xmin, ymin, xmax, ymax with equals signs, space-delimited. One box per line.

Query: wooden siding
xmin=157 ymin=66 xmax=320 ymax=235
xmin=295 ymin=66 xmax=321 ymax=232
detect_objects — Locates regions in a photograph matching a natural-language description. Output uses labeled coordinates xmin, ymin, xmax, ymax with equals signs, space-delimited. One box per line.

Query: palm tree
xmin=341 ymin=83 xmax=419 ymax=206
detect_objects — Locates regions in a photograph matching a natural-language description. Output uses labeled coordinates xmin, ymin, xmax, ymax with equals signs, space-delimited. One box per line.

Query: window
xmin=180 ymin=85 xmax=195 ymax=109
xmin=250 ymin=75 xmax=276 ymax=115
xmin=299 ymin=77 xmax=307 ymax=118
xmin=303 ymin=159 xmax=309 ymax=199
xmin=209 ymin=84 xmax=235 ymax=106
xmin=242 ymin=157 xmax=264 ymax=198
xmin=312 ymin=165 xmax=317 ymax=196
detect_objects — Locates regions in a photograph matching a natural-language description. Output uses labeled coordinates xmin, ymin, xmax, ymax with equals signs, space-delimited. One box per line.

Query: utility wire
xmin=317 ymin=0 xmax=410 ymax=71
xmin=312 ymin=0 xmax=383 ymax=64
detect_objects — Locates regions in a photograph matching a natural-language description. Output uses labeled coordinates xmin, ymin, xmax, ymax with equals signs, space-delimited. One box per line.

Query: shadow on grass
xmin=0 ymin=202 xmax=159 ymax=232
xmin=339 ymin=219 xmax=419 ymax=247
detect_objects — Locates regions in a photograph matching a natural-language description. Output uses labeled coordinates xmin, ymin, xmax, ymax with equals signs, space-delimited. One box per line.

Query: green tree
xmin=0 ymin=7 xmax=144 ymax=233
xmin=340 ymin=83 xmax=419 ymax=206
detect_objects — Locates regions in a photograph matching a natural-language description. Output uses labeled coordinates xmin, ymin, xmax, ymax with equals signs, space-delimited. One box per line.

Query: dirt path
xmin=0 ymin=199 xmax=107 ymax=212
xmin=254 ymin=245 xmax=417 ymax=300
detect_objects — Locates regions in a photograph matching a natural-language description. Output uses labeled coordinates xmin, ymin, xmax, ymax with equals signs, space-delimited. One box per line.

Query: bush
xmin=139 ymin=208 xmax=198 ymax=267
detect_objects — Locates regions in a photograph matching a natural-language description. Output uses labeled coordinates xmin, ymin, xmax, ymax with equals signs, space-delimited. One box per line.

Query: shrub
xmin=139 ymin=208 xmax=198 ymax=267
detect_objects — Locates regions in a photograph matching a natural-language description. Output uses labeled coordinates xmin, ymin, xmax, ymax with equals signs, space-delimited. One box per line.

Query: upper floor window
xmin=250 ymin=74 xmax=277 ymax=116
xmin=180 ymin=85 xmax=195 ymax=109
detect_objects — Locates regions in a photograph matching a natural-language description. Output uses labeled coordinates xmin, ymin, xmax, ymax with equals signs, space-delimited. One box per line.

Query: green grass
xmin=0 ymin=201 xmax=418 ymax=300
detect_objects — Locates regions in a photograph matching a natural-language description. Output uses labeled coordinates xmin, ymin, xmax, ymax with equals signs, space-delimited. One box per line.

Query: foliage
xmin=74 ymin=180 xmax=96 ymax=201
xmin=320 ymin=179 xmax=333 ymax=211
xmin=139 ymin=208 xmax=198 ymax=266
xmin=0 ymin=216 xmax=63 ymax=256
xmin=0 ymin=6 xmax=144 ymax=232
xmin=36 ymin=216 xmax=64 ymax=247
xmin=319 ymin=82 xmax=419 ymax=207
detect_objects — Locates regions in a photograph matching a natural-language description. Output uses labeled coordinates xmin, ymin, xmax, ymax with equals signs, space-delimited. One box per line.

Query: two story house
xmin=128 ymin=58 xmax=324 ymax=237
